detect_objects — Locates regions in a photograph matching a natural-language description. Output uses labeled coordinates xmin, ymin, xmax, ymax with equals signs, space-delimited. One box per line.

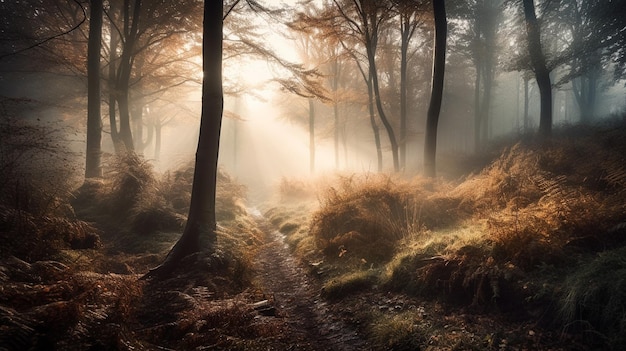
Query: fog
xmin=2 ymin=0 xmax=626 ymax=203
xmin=221 ymin=96 xmax=331 ymax=199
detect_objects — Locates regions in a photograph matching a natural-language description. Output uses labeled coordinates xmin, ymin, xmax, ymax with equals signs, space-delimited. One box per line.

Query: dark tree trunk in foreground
xmin=85 ymin=0 xmax=103 ymax=179
xmin=424 ymin=0 xmax=447 ymax=178
xmin=399 ymin=13 xmax=410 ymax=171
xmin=522 ymin=0 xmax=552 ymax=137
xmin=143 ymin=0 xmax=222 ymax=279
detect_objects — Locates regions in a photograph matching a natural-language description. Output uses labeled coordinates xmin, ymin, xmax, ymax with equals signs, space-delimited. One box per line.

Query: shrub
xmin=0 ymin=206 xmax=101 ymax=261
xmin=310 ymin=174 xmax=429 ymax=264
xmin=107 ymin=152 xmax=158 ymax=216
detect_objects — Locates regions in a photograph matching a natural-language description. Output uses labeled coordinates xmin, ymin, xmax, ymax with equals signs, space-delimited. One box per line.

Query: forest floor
xmin=255 ymin=203 xmax=577 ymax=351
xmin=245 ymin=208 xmax=370 ymax=350
xmin=0 ymin=201 xmax=614 ymax=350
xmin=0 ymin=205 xmax=570 ymax=351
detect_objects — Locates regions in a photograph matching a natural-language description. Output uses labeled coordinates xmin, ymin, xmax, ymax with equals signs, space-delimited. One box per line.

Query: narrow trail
xmin=250 ymin=210 xmax=371 ymax=351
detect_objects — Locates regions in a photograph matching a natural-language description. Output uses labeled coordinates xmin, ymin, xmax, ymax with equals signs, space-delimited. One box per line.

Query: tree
xmin=554 ymin=0 xmax=626 ymax=122
xmin=333 ymin=0 xmax=401 ymax=172
xmin=424 ymin=0 xmax=446 ymax=178
xmin=86 ymin=0 xmax=103 ymax=179
xmin=594 ymin=0 xmax=626 ymax=81
xmin=111 ymin=0 xmax=142 ymax=152
xmin=522 ymin=0 xmax=551 ymax=136
xmin=295 ymin=3 xmax=384 ymax=172
xmin=144 ymin=0 xmax=223 ymax=279
xmin=393 ymin=0 xmax=427 ymax=170
xmin=461 ymin=0 xmax=502 ymax=151
xmin=105 ymin=0 xmax=202 ymax=154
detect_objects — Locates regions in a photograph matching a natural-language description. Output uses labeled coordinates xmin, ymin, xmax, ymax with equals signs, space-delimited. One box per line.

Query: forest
xmin=1 ymin=0 xmax=626 ymax=350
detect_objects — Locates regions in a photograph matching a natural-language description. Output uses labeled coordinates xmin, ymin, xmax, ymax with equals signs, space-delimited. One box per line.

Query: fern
xmin=603 ymin=163 xmax=626 ymax=189
xmin=533 ymin=172 xmax=579 ymax=213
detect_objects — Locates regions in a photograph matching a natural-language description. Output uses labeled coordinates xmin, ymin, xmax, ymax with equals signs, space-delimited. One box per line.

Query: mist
xmin=2 ymin=1 xmax=626 ymax=350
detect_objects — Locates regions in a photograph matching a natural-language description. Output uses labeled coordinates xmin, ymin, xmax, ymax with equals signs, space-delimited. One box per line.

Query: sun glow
xmin=219 ymin=95 xmax=337 ymax=200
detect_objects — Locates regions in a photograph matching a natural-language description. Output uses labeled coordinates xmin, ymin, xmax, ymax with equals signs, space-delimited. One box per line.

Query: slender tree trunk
xmin=334 ymin=102 xmax=339 ymax=169
xmin=131 ymin=56 xmax=149 ymax=154
xmin=115 ymin=0 xmax=141 ymax=152
xmin=342 ymin=120 xmax=348 ymax=168
xmin=332 ymin=57 xmax=340 ymax=169
xmin=523 ymin=75 xmax=529 ymax=131
xmin=143 ymin=0 xmax=222 ymax=279
xmin=522 ymin=0 xmax=552 ymax=137
xmin=361 ymin=10 xmax=399 ymax=172
xmin=86 ymin=0 xmax=103 ymax=179
xmin=367 ymin=44 xmax=399 ymax=172
xmin=309 ymin=98 xmax=315 ymax=174
xmin=154 ymin=120 xmax=161 ymax=162
xmin=480 ymin=61 xmax=493 ymax=142
xmin=108 ymin=5 xmax=121 ymax=152
xmin=400 ymin=14 xmax=410 ymax=171
xmin=424 ymin=0 xmax=447 ymax=178
xmin=473 ymin=63 xmax=481 ymax=152
xmin=367 ymin=74 xmax=383 ymax=172
xmin=116 ymin=92 xmax=134 ymax=151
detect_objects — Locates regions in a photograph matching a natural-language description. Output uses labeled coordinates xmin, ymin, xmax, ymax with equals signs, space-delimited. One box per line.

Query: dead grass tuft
xmin=311 ymin=174 xmax=432 ymax=264
xmin=278 ymin=176 xmax=317 ymax=200
xmin=107 ymin=152 xmax=158 ymax=216
xmin=0 ymin=206 xmax=101 ymax=261
xmin=321 ymin=269 xmax=378 ymax=299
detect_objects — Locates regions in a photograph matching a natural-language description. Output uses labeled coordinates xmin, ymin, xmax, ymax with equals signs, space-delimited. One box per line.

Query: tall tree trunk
xmin=424 ymin=0 xmax=447 ymax=178
xmin=480 ymin=61 xmax=493 ymax=141
xmin=143 ymin=0 xmax=222 ymax=279
xmin=473 ymin=63 xmax=482 ymax=152
xmin=86 ymin=0 xmax=103 ymax=179
xmin=399 ymin=13 xmax=410 ymax=170
xmin=368 ymin=74 xmax=383 ymax=172
xmin=334 ymin=102 xmax=339 ymax=169
xmin=131 ymin=56 xmax=150 ymax=154
xmin=367 ymin=43 xmax=399 ymax=172
xmin=308 ymin=98 xmax=315 ymax=174
xmin=154 ymin=119 xmax=161 ymax=162
xmin=108 ymin=4 xmax=121 ymax=152
xmin=523 ymin=75 xmax=529 ymax=131
xmin=115 ymin=0 xmax=141 ymax=152
xmin=116 ymin=92 xmax=135 ymax=151
xmin=522 ymin=0 xmax=552 ymax=137
xmin=362 ymin=10 xmax=399 ymax=172
xmin=331 ymin=57 xmax=340 ymax=169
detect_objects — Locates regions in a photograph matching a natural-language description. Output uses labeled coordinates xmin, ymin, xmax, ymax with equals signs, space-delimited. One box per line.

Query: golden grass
xmin=273 ymin=121 xmax=626 ymax=349
xmin=321 ymin=269 xmax=378 ymax=299
xmin=367 ymin=310 xmax=425 ymax=350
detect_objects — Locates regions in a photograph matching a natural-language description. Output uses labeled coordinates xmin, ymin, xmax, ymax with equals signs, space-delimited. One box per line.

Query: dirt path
xmin=251 ymin=210 xmax=371 ymax=351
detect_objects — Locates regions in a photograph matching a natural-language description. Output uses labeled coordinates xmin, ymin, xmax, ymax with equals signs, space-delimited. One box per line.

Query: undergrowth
xmin=275 ymin=121 xmax=626 ymax=350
